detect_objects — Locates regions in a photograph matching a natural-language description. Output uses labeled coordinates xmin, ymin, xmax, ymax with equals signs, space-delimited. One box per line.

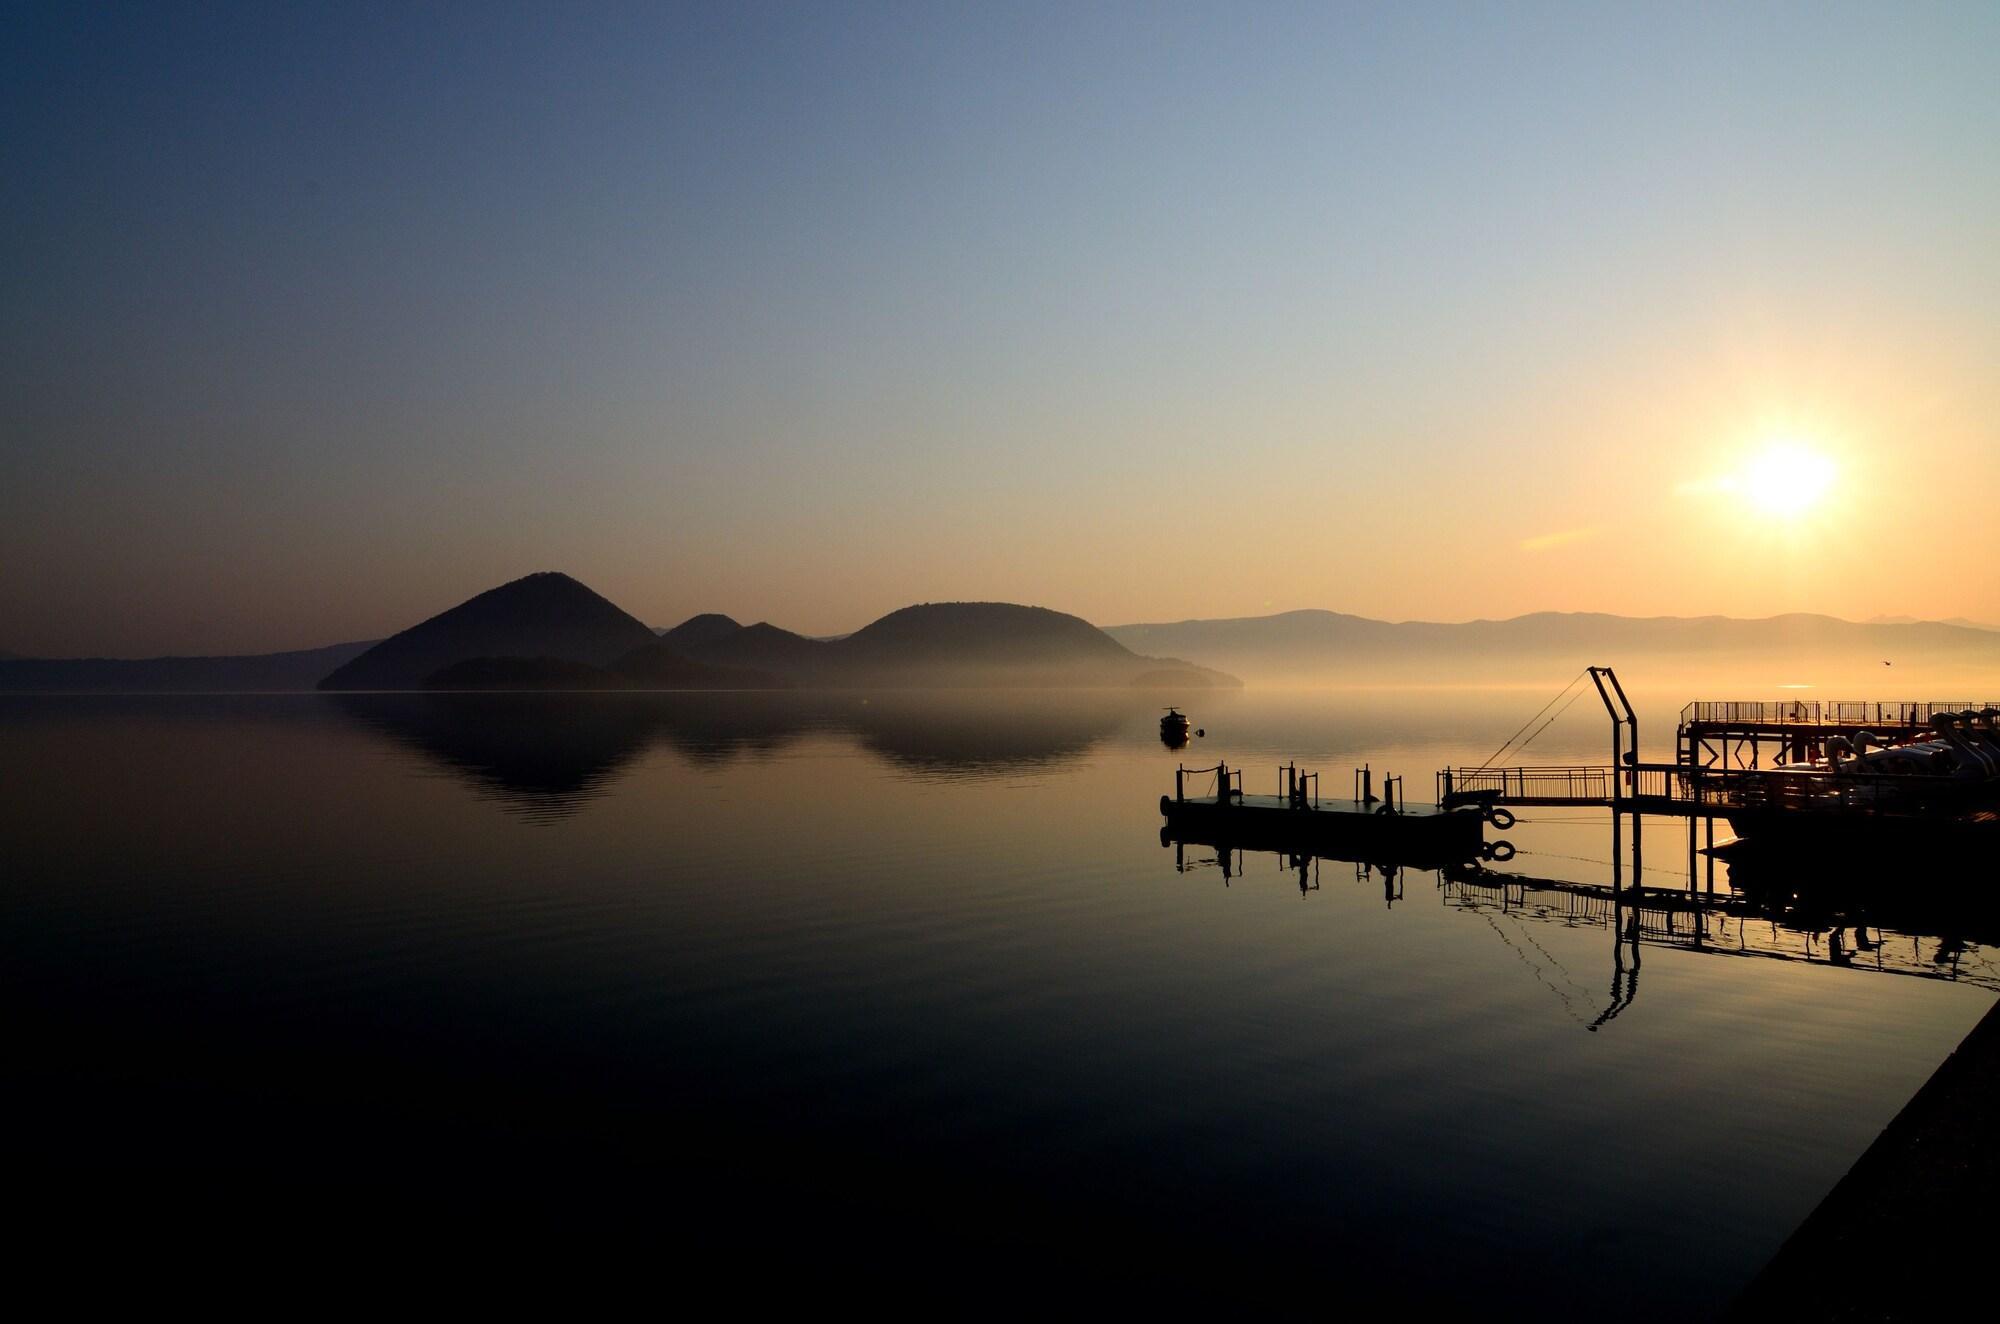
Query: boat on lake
xmin=1718 ymin=708 xmax=2000 ymax=849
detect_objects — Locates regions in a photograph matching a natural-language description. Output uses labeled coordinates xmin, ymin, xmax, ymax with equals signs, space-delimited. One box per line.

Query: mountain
xmin=0 ymin=640 xmax=376 ymax=692
xmin=1867 ymin=615 xmax=2000 ymax=632
xmin=669 ymin=601 xmax=1235 ymax=688
xmin=605 ymin=641 xmax=786 ymax=689
xmin=421 ymin=656 xmax=611 ymax=690
xmin=656 ymin=613 xmax=745 ymax=651
xmin=680 ymin=620 xmax=831 ymax=675
xmin=319 ymin=579 xmax=1219 ymax=691
xmin=418 ymin=644 xmax=785 ymax=691
xmin=843 ymin=603 xmax=1131 ymax=665
xmin=319 ymin=572 xmax=659 ymax=690
xmin=19 ymin=589 xmax=1999 ymax=695
xmin=1104 ymin=610 xmax=2000 ymax=688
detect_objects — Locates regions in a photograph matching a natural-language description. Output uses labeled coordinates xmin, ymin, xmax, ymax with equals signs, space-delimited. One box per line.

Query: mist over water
xmin=4 ymin=688 xmax=1990 ymax=1309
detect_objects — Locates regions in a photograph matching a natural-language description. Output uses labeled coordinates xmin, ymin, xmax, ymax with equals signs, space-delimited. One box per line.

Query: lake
xmin=3 ymin=689 xmax=1991 ymax=1311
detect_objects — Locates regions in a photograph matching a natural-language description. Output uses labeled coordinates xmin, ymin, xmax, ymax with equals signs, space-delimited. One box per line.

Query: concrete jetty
xmin=1735 ymin=995 xmax=2000 ymax=1316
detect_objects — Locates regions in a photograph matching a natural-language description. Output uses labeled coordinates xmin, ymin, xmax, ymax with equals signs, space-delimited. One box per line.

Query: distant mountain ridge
xmin=1104 ymin=609 xmax=2000 ymax=686
xmin=6 ymin=581 xmax=1231 ymax=692
xmin=318 ymin=578 xmax=1234 ymax=691
xmin=661 ymin=601 xmax=1233 ymax=689
xmin=0 ymin=640 xmax=376 ymax=692
xmin=1867 ymin=614 xmax=2000 ymax=632
xmin=14 ymin=591 xmax=2000 ymax=693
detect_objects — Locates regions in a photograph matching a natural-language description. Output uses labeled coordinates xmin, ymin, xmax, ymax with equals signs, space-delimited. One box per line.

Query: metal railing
xmin=1679 ymin=700 xmax=2000 ymax=728
xmin=1439 ymin=760 xmax=1969 ymax=816
xmin=1442 ymin=765 xmax=1615 ymax=802
xmin=1630 ymin=763 xmax=1700 ymax=800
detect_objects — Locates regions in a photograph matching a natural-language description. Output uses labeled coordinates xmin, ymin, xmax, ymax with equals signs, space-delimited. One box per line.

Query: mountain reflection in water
xmin=334 ymin=689 xmax=1134 ymax=820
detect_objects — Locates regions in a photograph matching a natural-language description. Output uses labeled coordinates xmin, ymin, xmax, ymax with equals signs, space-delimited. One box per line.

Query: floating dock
xmin=1163 ymin=762 xmax=1494 ymax=868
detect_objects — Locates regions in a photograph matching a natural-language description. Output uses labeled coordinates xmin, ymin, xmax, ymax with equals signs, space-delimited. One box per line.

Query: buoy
xmin=1486 ymin=807 xmax=1516 ymax=830
xmin=1482 ymin=840 xmax=1516 ymax=862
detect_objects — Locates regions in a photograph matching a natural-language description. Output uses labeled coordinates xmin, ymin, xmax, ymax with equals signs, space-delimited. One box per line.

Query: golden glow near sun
xmin=1722 ymin=439 xmax=1839 ymax=518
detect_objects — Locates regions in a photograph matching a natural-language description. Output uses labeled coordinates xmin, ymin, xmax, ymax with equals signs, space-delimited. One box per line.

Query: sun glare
xmin=1728 ymin=440 xmax=1838 ymax=518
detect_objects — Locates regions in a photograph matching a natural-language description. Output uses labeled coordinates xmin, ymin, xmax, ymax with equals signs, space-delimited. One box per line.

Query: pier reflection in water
xmin=1162 ymin=810 xmax=2000 ymax=1032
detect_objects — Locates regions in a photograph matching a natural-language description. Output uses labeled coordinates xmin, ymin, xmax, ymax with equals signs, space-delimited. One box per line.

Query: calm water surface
xmin=4 ymin=689 xmax=1991 ymax=1311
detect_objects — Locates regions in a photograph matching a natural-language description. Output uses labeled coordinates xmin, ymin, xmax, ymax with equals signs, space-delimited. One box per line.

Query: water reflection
xmin=334 ymin=693 xmax=655 ymax=821
xmin=1167 ymin=838 xmax=1412 ymax=905
xmin=334 ymin=690 xmax=1135 ymax=819
xmin=848 ymin=694 xmax=1126 ymax=778
xmin=5 ymin=690 xmax=1988 ymax=1312
xmin=1163 ymin=818 xmax=2000 ymax=1026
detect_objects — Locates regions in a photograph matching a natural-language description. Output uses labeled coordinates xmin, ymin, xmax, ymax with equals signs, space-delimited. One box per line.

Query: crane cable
xmin=1512 ymin=684 xmax=1592 ymax=759
xmin=1476 ymin=669 xmax=1588 ymax=772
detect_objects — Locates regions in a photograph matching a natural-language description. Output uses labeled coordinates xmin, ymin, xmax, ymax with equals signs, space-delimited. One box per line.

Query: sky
xmin=4 ymin=1 xmax=1996 ymax=656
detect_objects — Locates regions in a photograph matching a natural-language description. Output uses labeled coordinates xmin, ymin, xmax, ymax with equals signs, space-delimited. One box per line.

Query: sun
xmin=1728 ymin=439 xmax=1838 ymax=518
